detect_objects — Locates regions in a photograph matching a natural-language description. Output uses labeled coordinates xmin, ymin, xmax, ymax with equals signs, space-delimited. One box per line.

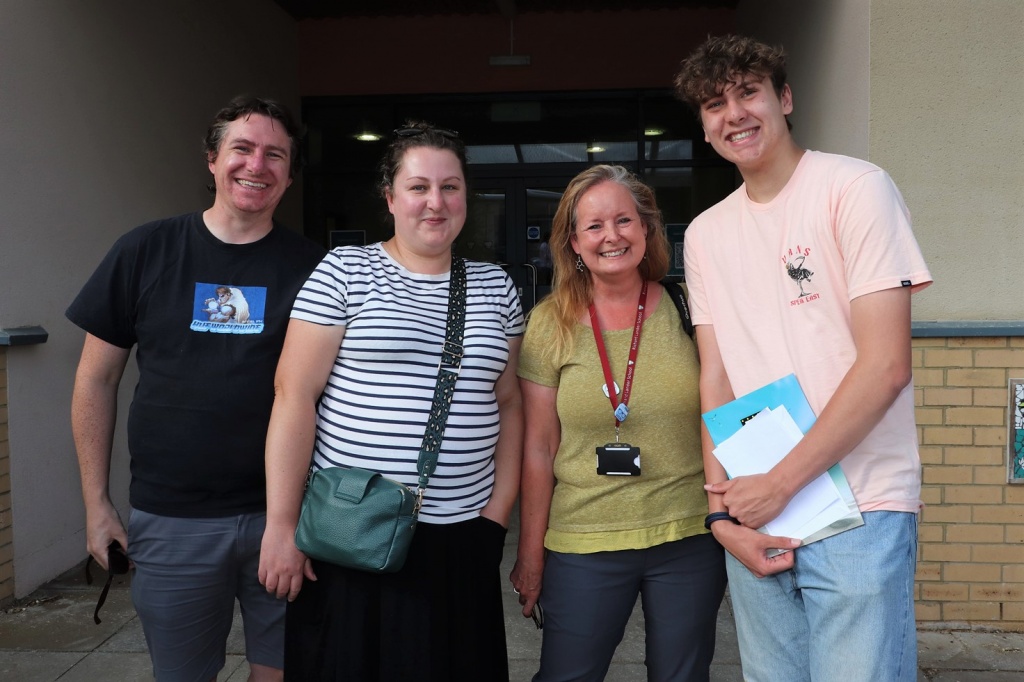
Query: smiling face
xmin=207 ymin=114 xmax=293 ymax=218
xmin=699 ymin=73 xmax=793 ymax=173
xmin=570 ymin=180 xmax=647 ymax=282
xmin=386 ymin=146 xmax=467 ymax=260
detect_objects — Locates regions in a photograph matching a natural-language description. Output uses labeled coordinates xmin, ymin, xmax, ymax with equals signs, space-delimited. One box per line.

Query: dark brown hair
xmin=674 ymin=34 xmax=789 ymax=115
xmin=203 ymin=95 xmax=303 ymax=178
xmin=378 ymin=121 xmax=469 ymax=199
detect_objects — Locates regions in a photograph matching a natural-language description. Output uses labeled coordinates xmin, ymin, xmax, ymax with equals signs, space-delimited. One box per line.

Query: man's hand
xmin=711 ymin=522 xmax=799 ymax=578
xmin=258 ymin=522 xmax=316 ymax=602
xmin=85 ymin=500 xmax=128 ymax=571
xmin=72 ymin=333 xmax=131 ymax=571
xmin=705 ymin=472 xmax=792 ymax=530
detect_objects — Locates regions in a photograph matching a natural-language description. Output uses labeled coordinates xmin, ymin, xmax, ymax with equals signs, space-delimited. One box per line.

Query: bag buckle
xmin=438 ymin=340 xmax=463 ymax=374
xmin=413 ymin=487 xmax=425 ymax=515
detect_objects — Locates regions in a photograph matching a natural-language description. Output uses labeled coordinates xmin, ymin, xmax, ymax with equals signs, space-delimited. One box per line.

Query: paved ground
xmin=2 ymin=521 xmax=1023 ymax=681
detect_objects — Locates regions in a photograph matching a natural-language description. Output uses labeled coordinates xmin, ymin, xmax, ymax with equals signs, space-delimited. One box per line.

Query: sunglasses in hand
xmin=84 ymin=540 xmax=130 ymax=624
xmin=512 ymin=586 xmax=544 ymax=629
xmin=527 ymin=601 xmax=544 ymax=629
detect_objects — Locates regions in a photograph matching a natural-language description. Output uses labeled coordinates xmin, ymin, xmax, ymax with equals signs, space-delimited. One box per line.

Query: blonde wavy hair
xmin=535 ymin=165 xmax=669 ymax=361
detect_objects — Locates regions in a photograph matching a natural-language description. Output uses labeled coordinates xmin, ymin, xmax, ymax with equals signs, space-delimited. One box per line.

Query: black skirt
xmin=284 ymin=515 xmax=510 ymax=682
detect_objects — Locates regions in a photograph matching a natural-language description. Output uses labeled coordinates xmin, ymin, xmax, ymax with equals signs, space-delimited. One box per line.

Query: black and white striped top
xmin=291 ymin=243 xmax=525 ymax=523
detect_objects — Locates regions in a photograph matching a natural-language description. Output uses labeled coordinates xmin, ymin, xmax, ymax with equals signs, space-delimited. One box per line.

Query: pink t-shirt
xmin=684 ymin=151 xmax=932 ymax=512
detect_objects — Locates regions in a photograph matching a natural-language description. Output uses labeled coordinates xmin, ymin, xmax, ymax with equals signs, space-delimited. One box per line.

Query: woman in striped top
xmin=259 ymin=123 xmax=524 ymax=681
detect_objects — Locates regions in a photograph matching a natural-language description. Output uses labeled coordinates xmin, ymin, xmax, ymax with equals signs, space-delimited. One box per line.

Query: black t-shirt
xmin=66 ymin=212 xmax=325 ymax=517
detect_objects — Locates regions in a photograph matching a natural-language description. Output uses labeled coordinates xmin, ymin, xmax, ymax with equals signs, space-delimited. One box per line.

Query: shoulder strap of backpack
xmin=661 ymin=280 xmax=694 ymax=339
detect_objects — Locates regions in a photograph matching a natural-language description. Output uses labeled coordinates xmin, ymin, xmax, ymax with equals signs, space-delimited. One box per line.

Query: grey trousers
xmin=534 ymin=533 xmax=726 ymax=682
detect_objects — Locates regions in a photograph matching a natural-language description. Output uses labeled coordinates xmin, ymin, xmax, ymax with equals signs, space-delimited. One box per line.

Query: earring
xmin=576 ymin=254 xmax=585 ymax=272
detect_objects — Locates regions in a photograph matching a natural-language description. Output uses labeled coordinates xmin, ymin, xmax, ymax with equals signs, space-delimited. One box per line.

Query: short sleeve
xmin=836 ymin=169 xmax=932 ymax=299
xmin=65 ymin=230 xmax=143 ymax=349
xmin=290 ymin=249 xmax=347 ymax=326
xmin=517 ymin=302 xmax=562 ymax=388
xmin=682 ymin=222 xmax=711 ymax=327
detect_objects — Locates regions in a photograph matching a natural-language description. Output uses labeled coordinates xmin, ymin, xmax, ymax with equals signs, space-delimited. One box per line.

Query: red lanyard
xmin=589 ymin=280 xmax=648 ymax=431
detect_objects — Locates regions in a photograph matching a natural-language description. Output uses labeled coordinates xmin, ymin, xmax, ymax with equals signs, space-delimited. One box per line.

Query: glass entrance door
xmin=521 ymin=183 xmax=564 ymax=310
xmin=461 ymin=177 xmax=573 ymax=313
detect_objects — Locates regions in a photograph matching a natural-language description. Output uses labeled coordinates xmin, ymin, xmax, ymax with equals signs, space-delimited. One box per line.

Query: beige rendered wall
xmin=0 ymin=0 xmax=299 ymax=598
xmin=738 ymin=0 xmax=871 ymax=161
xmin=870 ymin=0 xmax=1024 ymax=321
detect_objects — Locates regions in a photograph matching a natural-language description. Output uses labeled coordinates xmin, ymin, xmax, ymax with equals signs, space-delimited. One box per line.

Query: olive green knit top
xmin=518 ymin=291 xmax=709 ymax=554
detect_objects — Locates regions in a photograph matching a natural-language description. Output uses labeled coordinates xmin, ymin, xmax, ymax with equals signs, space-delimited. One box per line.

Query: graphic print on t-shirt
xmin=781 ymin=245 xmax=817 ymax=302
xmin=189 ymin=282 xmax=266 ymax=334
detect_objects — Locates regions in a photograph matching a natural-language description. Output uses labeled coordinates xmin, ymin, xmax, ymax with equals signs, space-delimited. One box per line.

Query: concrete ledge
xmin=913 ymin=321 xmax=1024 ymax=338
xmin=0 ymin=326 xmax=48 ymax=346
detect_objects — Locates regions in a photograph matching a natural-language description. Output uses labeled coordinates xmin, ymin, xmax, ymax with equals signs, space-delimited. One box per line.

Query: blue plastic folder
xmin=702 ymin=374 xmax=864 ymax=548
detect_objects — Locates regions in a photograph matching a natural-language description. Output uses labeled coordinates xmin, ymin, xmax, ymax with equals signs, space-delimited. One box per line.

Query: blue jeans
xmin=726 ymin=511 xmax=918 ymax=682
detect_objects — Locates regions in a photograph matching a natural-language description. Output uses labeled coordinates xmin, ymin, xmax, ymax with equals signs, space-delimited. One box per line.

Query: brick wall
xmin=0 ymin=348 xmax=12 ymax=604
xmin=914 ymin=336 xmax=1024 ymax=632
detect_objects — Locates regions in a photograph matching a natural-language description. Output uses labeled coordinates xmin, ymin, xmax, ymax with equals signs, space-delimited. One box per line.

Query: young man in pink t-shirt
xmin=675 ymin=35 xmax=931 ymax=681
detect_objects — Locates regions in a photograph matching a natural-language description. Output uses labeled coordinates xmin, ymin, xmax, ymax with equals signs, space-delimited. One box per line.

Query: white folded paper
xmin=712 ymin=406 xmax=851 ymax=538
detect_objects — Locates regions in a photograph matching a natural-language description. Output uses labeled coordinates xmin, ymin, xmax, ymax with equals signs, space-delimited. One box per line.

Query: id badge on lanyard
xmin=590 ymin=280 xmax=647 ymax=476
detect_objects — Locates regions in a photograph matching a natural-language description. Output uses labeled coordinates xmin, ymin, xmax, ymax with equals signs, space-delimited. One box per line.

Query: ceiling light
xmin=644 ymin=128 xmax=665 ymax=137
xmin=355 ymin=133 xmax=381 ymax=142
xmin=586 ymin=145 xmax=605 ymax=153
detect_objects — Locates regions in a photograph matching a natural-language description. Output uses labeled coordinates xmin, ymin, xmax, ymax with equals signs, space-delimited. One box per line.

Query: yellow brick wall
xmin=0 ymin=348 xmax=11 ymax=604
xmin=914 ymin=336 xmax=1024 ymax=631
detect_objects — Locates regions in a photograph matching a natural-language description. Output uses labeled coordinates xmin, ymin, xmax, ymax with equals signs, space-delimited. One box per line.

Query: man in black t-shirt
xmin=67 ymin=96 xmax=324 ymax=682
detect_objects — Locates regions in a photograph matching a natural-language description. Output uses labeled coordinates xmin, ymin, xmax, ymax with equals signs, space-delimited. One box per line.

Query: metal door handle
xmin=523 ymin=262 xmax=538 ymax=308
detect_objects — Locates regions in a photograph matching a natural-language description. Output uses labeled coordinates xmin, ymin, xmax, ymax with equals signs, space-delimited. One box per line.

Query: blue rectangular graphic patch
xmin=190 ymin=283 xmax=267 ymax=334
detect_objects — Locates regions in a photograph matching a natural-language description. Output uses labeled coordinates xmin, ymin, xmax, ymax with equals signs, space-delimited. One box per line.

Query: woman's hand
xmin=514 ymin=378 xmax=559 ymax=619
xmin=510 ymin=553 xmax=545 ymax=618
xmin=258 ymin=521 xmax=316 ymax=602
xmin=480 ymin=337 xmax=524 ymax=531
xmin=262 ymin=319 xmax=344 ymax=601
xmin=479 ymin=504 xmax=510 ymax=529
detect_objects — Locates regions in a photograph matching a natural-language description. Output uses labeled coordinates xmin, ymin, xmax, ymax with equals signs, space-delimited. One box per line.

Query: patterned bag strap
xmin=413 ymin=257 xmax=468 ymax=512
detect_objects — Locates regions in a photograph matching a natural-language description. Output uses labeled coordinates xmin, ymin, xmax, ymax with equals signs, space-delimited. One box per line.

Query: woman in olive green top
xmin=510 ymin=165 xmax=726 ymax=682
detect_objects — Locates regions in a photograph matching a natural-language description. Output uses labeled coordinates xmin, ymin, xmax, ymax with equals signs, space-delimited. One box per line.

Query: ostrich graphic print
xmin=786 ymin=255 xmax=813 ymax=297
xmin=782 ymin=247 xmax=815 ymax=300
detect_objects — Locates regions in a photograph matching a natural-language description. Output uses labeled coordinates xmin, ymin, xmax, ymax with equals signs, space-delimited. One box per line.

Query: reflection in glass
xmin=462 ymin=189 xmax=507 ymax=266
xmin=525 ymin=186 xmax=563 ymax=307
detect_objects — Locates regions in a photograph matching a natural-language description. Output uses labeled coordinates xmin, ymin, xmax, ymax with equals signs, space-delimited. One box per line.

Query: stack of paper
xmin=702 ymin=374 xmax=863 ymax=550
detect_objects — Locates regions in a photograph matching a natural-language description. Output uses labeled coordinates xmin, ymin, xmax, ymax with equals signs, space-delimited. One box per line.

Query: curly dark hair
xmin=674 ymin=34 xmax=789 ymax=115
